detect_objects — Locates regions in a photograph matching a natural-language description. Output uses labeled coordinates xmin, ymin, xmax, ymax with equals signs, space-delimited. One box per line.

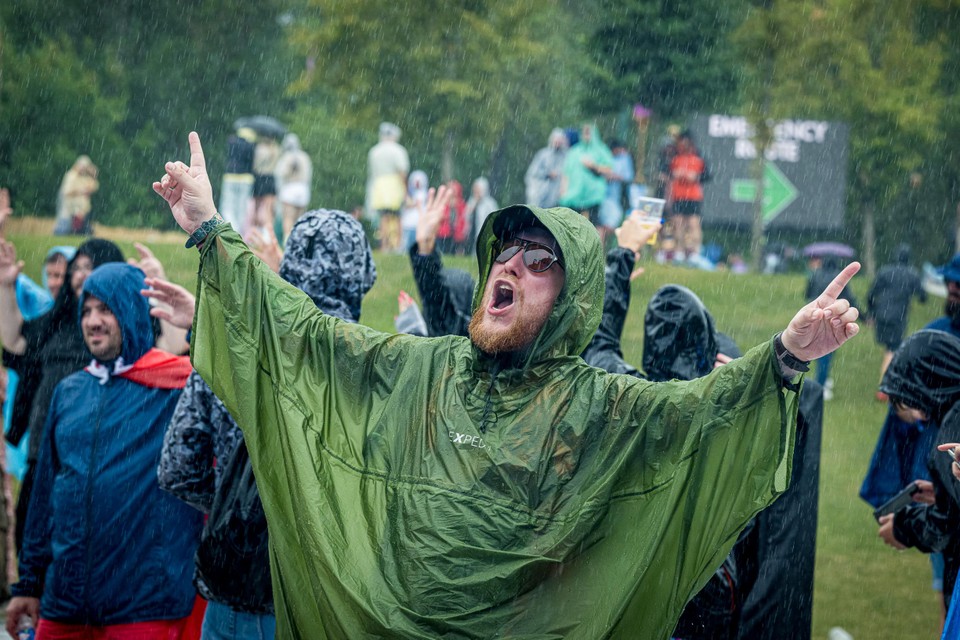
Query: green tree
xmin=734 ymin=0 xmax=944 ymax=272
xmin=587 ymin=0 xmax=745 ymax=119
xmin=1 ymin=0 xmax=301 ymax=226
xmin=0 ymin=37 xmax=125 ymax=219
xmin=288 ymin=0 xmax=589 ymax=203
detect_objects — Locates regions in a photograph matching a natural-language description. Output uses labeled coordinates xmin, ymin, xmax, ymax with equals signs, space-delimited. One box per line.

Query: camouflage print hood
xmin=473 ymin=204 xmax=604 ymax=364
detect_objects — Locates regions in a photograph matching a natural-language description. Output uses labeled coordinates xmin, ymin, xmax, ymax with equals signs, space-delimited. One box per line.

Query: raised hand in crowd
xmin=153 ymin=132 xmax=217 ymax=234
xmin=781 ymin=262 xmax=861 ymax=362
xmin=127 ymin=242 xmax=166 ymax=280
xmin=142 ymin=277 xmax=197 ymax=331
xmin=0 ymin=239 xmax=27 ymax=354
xmin=415 ymin=183 xmax=453 ymax=255
xmin=0 ymin=188 xmax=12 ymax=238
xmin=0 ymin=239 xmax=25 ymax=287
xmin=247 ymin=226 xmax=283 ymax=274
xmin=615 ymin=210 xmax=662 ymax=257
xmin=129 ymin=243 xmax=189 ymax=354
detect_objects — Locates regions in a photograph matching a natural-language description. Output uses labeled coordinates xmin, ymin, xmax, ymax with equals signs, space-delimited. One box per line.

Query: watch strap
xmin=774 ymin=332 xmax=811 ymax=373
xmin=185 ymin=214 xmax=226 ymax=249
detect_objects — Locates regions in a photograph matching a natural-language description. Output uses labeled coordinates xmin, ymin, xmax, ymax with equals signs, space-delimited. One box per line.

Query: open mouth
xmin=491 ymin=281 xmax=515 ymax=311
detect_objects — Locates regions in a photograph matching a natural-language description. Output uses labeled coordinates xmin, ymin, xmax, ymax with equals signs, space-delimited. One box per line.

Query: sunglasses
xmin=495 ymin=237 xmax=562 ymax=273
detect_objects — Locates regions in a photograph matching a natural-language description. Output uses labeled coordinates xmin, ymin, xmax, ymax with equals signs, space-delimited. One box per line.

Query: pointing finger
xmin=820 ymin=261 xmax=860 ymax=302
xmin=188 ymin=131 xmax=207 ymax=171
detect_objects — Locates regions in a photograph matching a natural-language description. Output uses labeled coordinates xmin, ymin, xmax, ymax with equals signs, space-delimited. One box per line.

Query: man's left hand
xmin=877 ymin=513 xmax=906 ymax=550
xmin=781 ymin=262 xmax=860 ymax=361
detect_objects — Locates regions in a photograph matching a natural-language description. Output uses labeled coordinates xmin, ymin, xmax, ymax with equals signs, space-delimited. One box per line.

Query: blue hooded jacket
xmin=12 ymin=264 xmax=202 ymax=625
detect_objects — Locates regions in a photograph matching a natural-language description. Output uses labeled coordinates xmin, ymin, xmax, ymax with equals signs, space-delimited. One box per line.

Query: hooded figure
xmin=4 ymin=239 xmax=124 ymax=553
xmin=465 ymin=176 xmax=498 ymax=247
xmin=276 ymin=132 xmax=313 ymax=239
xmin=879 ymin=331 xmax=960 ymax=603
xmin=559 ymin=123 xmax=614 ymax=213
xmin=11 ymin=263 xmax=200 ymax=630
xmin=643 ymin=285 xmax=718 ymax=382
xmin=525 ymin=128 xmax=569 ymax=208
xmin=190 ymin=203 xmax=799 ymax=639
xmin=159 ymin=209 xmax=376 ymax=625
xmin=868 ymin=243 xmax=926 ymax=352
xmin=400 ymin=170 xmax=429 ymax=252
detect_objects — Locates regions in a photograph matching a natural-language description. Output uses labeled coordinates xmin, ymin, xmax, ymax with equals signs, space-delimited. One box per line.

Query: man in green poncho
xmin=152 ymin=133 xmax=861 ymax=639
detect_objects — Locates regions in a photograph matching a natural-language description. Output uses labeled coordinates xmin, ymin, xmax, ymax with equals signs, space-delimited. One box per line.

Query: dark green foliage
xmin=586 ymin=0 xmax=744 ymax=118
xmin=0 ymin=0 xmax=300 ymax=227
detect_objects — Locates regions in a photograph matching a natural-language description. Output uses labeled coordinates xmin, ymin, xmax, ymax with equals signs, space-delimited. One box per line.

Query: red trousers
xmin=37 ymin=596 xmax=207 ymax=640
xmin=36 ymin=618 xmax=185 ymax=640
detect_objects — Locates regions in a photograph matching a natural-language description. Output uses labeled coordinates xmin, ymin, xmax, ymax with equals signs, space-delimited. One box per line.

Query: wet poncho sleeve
xmin=190 ymin=224 xmax=798 ymax=640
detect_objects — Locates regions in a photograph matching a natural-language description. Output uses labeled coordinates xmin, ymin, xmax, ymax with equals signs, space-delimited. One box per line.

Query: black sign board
xmin=685 ymin=114 xmax=849 ymax=231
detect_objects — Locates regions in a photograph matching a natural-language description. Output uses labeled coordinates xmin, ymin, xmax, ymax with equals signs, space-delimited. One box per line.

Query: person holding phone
xmin=876 ymin=331 xmax=960 ymax=616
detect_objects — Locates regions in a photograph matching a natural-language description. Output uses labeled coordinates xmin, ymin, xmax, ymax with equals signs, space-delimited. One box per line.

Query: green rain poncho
xmin=559 ymin=125 xmax=614 ymax=211
xmin=191 ymin=205 xmax=799 ymax=639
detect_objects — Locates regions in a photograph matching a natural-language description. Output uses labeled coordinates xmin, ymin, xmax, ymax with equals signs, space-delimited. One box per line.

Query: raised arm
xmin=0 ymin=240 xmax=26 ymax=354
xmin=153 ymin=133 xmax=421 ymax=466
xmin=414 ymin=184 xmax=451 ymax=257
xmin=581 ymin=212 xmax=660 ymax=377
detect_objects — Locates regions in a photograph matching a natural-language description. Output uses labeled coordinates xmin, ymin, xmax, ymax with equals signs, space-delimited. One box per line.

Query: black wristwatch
xmin=774 ymin=332 xmax=811 ymax=373
xmin=185 ymin=214 xmax=226 ymax=249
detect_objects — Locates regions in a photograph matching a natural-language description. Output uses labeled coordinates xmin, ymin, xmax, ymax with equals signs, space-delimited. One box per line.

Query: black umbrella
xmin=233 ymin=115 xmax=287 ymax=139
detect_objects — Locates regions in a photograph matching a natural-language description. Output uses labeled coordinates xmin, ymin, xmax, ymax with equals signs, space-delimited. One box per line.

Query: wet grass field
xmin=7 ymin=218 xmax=946 ymax=639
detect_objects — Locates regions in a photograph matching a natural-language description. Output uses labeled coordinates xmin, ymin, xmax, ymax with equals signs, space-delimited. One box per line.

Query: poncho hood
xmin=880 ymin=330 xmax=960 ymax=422
xmin=80 ymin=263 xmax=153 ymax=365
xmin=473 ymin=204 xmax=604 ymax=364
xmin=643 ymin=284 xmax=719 ymax=382
xmin=279 ymin=209 xmax=376 ymax=322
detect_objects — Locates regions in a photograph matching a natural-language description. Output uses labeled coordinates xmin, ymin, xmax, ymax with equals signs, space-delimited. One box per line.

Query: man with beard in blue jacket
xmin=5 ymin=263 xmax=202 ymax=640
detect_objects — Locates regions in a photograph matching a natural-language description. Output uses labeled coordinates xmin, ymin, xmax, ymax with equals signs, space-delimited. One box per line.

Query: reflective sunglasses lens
xmin=524 ymin=248 xmax=556 ymax=272
xmin=495 ymin=244 xmax=523 ymax=264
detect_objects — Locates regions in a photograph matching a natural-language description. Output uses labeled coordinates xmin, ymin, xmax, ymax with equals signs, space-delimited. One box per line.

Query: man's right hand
xmin=415 ymin=184 xmax=452 ymax=255
xmin=5 ymin=597 xmax=39 ymax=637
xmin=0 ymin=239 xmax=24 ymax=287
xmin=152 ymin=132 xmax=217 ymax=235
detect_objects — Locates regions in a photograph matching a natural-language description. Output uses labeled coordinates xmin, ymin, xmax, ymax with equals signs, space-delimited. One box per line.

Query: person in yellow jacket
xmin=151 ymin=132 xmax=861 ymax=639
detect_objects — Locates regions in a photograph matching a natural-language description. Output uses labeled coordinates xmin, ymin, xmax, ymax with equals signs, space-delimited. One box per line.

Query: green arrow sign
xmin=729 ymin=161 xmax=799 ymax=225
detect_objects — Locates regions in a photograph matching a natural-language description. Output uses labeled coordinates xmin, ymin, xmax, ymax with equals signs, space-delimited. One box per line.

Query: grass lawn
xmin=7 ymin=217 xmax=948 ymax=638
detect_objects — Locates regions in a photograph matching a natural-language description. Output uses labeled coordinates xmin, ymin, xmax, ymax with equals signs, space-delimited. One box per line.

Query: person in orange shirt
xmin=668 ymin=130 xmax=710 ymax=263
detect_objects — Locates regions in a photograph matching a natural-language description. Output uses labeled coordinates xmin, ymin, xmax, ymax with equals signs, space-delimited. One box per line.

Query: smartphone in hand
xmin=873 ymin=481 xmax=921 ymax=521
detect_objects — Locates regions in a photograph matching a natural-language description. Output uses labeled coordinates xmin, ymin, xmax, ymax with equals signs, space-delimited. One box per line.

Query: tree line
xmin=1 ymin=0 xmax=958 ymax=267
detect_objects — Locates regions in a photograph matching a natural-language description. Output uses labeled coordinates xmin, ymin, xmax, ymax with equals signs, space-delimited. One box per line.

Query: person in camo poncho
xmin=150 ymin=132 xmax=861 ymax=639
